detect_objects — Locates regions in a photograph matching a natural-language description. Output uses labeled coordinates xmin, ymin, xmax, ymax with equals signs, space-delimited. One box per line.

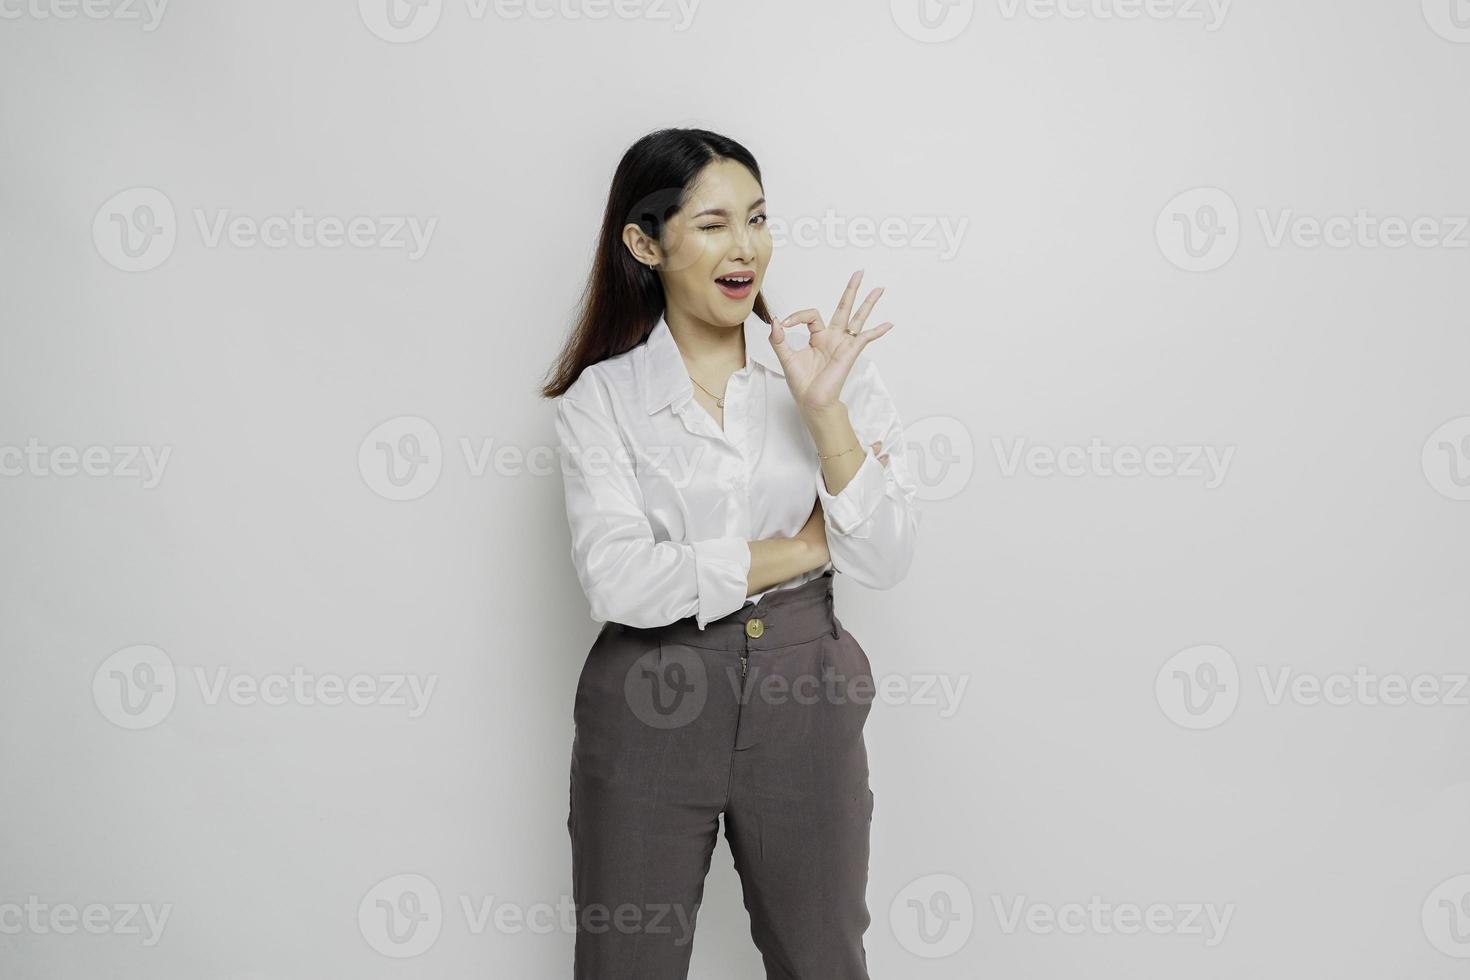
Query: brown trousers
xmin=567 ymin=570 xmax=875 ymax=979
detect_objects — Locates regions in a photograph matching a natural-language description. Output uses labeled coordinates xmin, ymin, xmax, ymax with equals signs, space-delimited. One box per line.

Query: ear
xmin=621 ymin=223 xmax=663 ymax=270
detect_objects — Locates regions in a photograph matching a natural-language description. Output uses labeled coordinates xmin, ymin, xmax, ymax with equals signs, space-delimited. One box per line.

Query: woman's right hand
xmin=744 ymin=500 xmax=832 ymax=595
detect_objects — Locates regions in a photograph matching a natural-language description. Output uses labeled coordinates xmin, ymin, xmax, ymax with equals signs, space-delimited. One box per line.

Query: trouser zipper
xmin=740 ymin=652 xmax=748 ymax=680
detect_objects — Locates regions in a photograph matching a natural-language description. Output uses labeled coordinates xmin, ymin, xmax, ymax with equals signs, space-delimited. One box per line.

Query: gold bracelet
xmin=817 ymin=444 xmax=864 ymax=460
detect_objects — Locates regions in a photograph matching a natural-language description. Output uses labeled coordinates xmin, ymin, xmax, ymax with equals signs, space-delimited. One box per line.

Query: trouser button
xmin=745 ymin=617 xmax=765 ymax=639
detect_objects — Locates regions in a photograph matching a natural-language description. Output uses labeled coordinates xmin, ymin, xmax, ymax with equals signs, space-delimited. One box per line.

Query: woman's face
xmin=634 ymin=159 xmax=772 ymax=329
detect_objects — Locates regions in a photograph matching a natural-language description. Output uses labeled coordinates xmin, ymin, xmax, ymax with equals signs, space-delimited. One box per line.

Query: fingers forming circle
xmin=781 ymin=308 xmax=827 ymax=333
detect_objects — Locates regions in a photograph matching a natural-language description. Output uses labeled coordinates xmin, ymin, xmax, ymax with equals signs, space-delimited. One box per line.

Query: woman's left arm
xmin=804 ymin=360 xmax=922 ymax=590
xmin=766 ymin=270 xmax=923 ymax=590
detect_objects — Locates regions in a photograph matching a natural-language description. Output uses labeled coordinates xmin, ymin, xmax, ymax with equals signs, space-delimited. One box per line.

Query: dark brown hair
xmin=539 ymin=127 xmax=775 ymax=399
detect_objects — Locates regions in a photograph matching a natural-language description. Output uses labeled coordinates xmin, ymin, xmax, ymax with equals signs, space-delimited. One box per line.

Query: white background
xmin=2 ymin=0 xmax=1469 ymax=976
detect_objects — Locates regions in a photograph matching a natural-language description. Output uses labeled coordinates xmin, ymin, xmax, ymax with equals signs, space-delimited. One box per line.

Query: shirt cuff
xmin=690 ymin=536 xmax=752 ymax=629
xmin=815 ymin=449 xmax=887 ymax=537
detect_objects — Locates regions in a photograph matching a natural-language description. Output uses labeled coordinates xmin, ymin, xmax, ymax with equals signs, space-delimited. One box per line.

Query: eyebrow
xmin=690 ymin=198 xmax=766 ymax=219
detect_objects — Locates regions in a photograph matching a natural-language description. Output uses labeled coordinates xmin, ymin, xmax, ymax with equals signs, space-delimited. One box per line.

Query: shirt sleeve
xmin=813 ymin=359 xmax=923 ymax=590
xmin=554 ymin=381 xmax=752 ymax=629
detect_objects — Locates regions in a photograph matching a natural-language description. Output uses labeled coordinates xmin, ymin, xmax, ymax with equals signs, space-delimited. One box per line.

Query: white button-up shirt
xmin=553 ymin=312 xmax=922 ymax=630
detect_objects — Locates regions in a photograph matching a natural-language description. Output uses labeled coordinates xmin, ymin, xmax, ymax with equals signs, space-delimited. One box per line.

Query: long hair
xmin=539 ymin=128 xmax=775 ymax=399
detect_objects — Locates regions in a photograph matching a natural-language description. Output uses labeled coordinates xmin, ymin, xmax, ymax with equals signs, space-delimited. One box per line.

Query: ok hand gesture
xmin=767 ymin=270 xmax=894 ymax=416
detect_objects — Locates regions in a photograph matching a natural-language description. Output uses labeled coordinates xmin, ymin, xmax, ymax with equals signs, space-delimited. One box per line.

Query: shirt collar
xmin=639 ymin=313 xmax=785 ymax=416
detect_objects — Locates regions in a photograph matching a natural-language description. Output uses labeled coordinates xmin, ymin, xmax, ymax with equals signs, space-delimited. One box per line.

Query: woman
xmin=541 ymin=127 xmax=921 ymax=979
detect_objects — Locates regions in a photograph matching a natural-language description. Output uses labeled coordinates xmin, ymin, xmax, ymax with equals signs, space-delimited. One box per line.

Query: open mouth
xmin=714 ymin=272 xmax=754 ymax=300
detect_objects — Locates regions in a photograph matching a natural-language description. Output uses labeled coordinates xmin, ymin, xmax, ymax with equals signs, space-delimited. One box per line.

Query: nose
xmin=730 ymin=221 xmax=757 ymax=260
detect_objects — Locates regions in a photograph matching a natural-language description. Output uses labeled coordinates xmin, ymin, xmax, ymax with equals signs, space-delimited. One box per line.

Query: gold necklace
xmin=690 ymin=375 xmax=727 ymax=409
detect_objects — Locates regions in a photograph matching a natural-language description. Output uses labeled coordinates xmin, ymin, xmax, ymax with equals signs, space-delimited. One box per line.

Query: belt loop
xmin=826 ymin=585 xmax=838 ymax=638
